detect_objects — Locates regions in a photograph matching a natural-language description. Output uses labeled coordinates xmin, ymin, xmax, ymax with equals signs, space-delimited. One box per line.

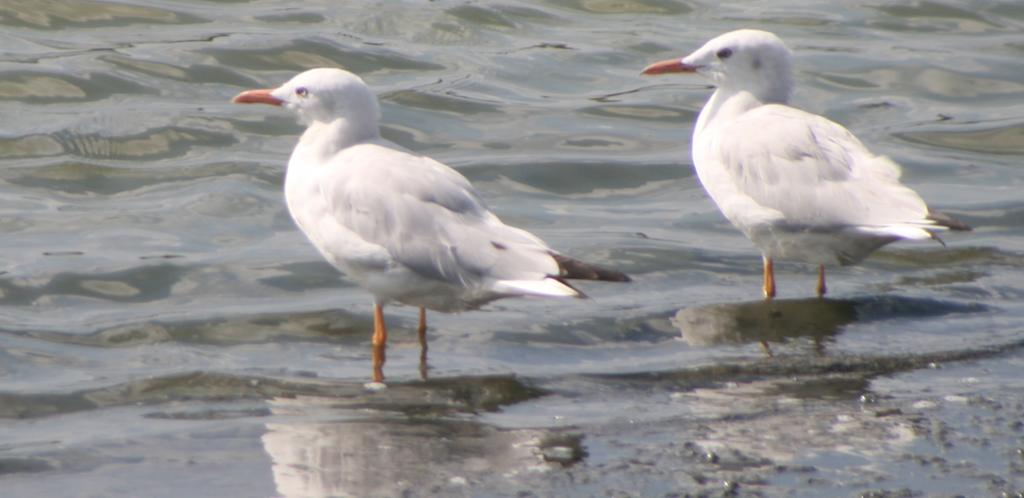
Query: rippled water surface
xmin=1 ymin=1 xmax=1023 ymax=497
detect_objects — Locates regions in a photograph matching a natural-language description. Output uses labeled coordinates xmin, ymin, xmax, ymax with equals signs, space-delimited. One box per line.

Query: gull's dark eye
xmin=295 ymin=87 xmax=309 ymax=97
xmin=716 ymin=48 xmax=733 ymax=59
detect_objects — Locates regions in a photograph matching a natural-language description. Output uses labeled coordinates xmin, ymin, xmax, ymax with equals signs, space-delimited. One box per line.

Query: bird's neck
xmin=298 ymin=118 xmax=380 ymax=161
xmin=695 ymin=87 xmax=773 ymax=136
xmin=695 ymin=71 xmax=792 ymax=137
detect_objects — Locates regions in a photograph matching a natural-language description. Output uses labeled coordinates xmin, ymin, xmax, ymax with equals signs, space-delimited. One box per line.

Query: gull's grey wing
xmin=320 ymin=142 xmax=559 ymax=286
xmin=705 ymin=104 xmax=931 ymax=229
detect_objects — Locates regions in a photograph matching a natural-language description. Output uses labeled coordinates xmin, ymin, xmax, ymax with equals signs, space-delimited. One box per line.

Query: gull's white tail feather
xmin=856 ymin=224 xmax=943 ymax=241
xmin=491 ymin=278 xmax=581 ymax=298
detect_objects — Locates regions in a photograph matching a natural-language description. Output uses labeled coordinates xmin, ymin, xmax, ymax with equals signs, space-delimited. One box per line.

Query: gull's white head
xmin=643 ymin=29 xmax=794 ymax=104
xmin=233 ymin=67 xmax=381 ymax=127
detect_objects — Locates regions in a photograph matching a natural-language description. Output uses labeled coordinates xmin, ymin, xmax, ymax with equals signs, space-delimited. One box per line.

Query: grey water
xmin=1 ymin=1 xmax=1022 ymax=497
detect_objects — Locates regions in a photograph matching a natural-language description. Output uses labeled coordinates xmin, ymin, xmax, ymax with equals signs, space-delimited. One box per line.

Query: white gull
xmin=233 ymin=68 xmax=628 ymax=383
xmin=643 ymin=29 xmax=969 ymax=298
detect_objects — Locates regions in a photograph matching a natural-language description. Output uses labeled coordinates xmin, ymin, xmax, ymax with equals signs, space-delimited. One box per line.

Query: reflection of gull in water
xmin=672 ymin=298 xmax=858 ymax=352
xmin=673 ymin=295 xmax=986 ymax=355
xmin=261 ymin=396 xmax=543 ymax=498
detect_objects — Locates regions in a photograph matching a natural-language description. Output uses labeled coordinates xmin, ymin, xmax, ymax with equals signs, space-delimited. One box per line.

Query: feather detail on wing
xmin=927 ymin=210 xmax=972 ymax=232
xmin=553 ymin=254 xmax=631 ymax=282
xmin=705 ymin=104 xmax=941 ymax=237
xmin=319 ymin=142 xmax=560 ymax=288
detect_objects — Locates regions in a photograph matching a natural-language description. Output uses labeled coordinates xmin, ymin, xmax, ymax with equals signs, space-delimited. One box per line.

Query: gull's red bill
xmin=231 ymin=88 xmax=283 ymax=106
xmin=641 ymin=59 xmax=698 ymax=75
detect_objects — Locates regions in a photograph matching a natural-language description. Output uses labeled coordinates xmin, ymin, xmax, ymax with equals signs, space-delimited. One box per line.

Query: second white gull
xmin=643 ymin=29 xmax=969 ymax=298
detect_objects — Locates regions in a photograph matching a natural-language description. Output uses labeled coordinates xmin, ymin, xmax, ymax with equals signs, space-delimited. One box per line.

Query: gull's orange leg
xmin=371 ymin=303 xmax=388 ymax=383
xmin=762 ymin=255 xmax=776 ymax=299
xmin=417 ymin=307 xmax=429 ymax=380
xmin=816 ymin=264 xmax=827 ymax=297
